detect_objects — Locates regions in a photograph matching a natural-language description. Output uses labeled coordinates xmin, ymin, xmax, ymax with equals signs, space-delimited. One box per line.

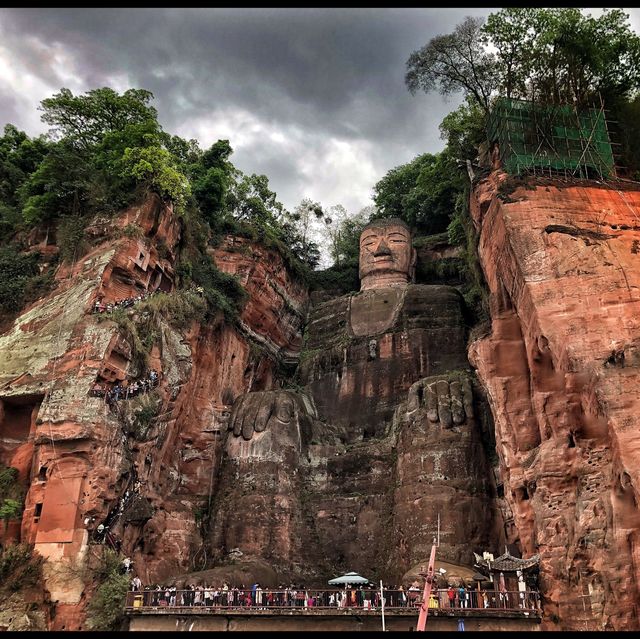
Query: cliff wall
xmin=0 ymin=194 xmax=308 ymax=629
xmin=469 ymin=169 xmax=640 ymax=630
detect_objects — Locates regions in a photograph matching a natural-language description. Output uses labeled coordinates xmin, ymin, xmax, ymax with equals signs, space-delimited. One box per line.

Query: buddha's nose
xmin=373 ymin=239 xmax=392 ymax=257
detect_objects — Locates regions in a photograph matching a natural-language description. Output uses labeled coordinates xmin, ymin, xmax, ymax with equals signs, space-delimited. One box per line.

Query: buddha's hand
xmin=406 ymin=373 xmax=474 ymax=428
xmin=228 ymin=390 xmax=304 ymax=441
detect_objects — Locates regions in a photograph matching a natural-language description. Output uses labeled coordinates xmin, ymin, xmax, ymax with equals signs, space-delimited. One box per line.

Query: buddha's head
xmin=359 ymin=218 xmax=416 ymax=290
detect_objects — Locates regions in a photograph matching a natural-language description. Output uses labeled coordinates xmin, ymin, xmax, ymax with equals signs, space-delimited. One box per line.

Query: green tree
xmin=191 ymin=140 xmax=235 ymax=227
xmin=407 ymin=9 xmax=640 ymax=114
xmin=0 ymin=125 xmax=50 ymax=236
xmin=0 ymin=247 xmax=41 ymax=313
xmin=85 ymin=548 xmax=130 ymax=631
xmin=0 ymin=499 xmax=22 ymax=544
xmin=330 ymin=206 xmax=370 ymax=266
xmin=121 ymin=145 xmax=190 ymax=212
xmin=438 ymin=96 xmax=487 ymax=162
xmin=373 ymin=153 xmax=460 ymax=234
xmin=405 ymin=16 xmax=498 ymax=114
xmin=484 ymin=8 xmax=640 ymax=105
xmin=19 ymin=140 xmax=91 ymax=225
xmin=40 ymin=87 xmax=158 ymax=150
xmin=284 ymin=197 xmax=324 ymax=267
xmin=227 ymin=172 xmax=285 ymax=228
xmin=21 ymin=87 xmax=176 ymax=225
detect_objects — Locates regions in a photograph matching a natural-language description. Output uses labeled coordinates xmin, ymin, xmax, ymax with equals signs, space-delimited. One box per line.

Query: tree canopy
xmin=0 ymin=86 xmax=323 ymax=278
xmin=406 ymin=8 xmax=640 ymax=110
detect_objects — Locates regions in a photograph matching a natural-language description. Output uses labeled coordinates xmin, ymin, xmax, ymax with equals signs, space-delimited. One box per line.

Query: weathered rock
xmin=212 ymin=237 xmax=309 ymax=366
xmin=0 ymin=192 xmax=311 ymax=628
xmin=469 ymin=169 xmax=640 ymax=630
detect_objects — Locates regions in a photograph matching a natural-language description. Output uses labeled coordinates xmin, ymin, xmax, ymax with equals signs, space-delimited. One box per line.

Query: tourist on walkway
xmin=458 ymin=584 xmax=467 ymax=608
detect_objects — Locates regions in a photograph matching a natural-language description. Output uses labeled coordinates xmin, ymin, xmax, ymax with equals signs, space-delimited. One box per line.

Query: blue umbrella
xmin=457 ymin=618 xmax=465 ymax=631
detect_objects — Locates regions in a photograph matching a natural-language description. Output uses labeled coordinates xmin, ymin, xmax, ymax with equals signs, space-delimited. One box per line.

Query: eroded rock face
xmin=0 ymin=195 xmax=309 ymax=629
xmin=469 ymin=170 xmax=640 ymax=630
xmin=212 ymin=237 xmax=309 ymax=367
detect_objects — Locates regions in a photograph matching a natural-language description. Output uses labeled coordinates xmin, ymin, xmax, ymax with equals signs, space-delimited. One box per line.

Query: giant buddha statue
xmin=208 ymin=218 xmax=502 ymax=584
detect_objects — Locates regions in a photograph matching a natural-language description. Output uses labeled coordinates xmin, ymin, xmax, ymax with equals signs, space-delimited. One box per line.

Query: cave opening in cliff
xmin=0 ymin=394 xmax=44 ymax=457
xmin=152 ymin=267 xmax=173 ymax=293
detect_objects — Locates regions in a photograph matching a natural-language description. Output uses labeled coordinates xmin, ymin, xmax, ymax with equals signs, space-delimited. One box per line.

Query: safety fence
xmin=125 ymin=588 xmax=541 ymax=613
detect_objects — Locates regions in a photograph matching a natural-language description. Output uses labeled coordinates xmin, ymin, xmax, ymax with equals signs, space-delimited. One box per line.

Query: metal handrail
xmin=125 ymin=588 xmax=541 ymax=613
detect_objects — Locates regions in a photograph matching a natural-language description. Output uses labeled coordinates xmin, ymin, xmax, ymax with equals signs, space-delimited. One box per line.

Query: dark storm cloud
xmin=0 ymin=7 xmax=494 ymax=212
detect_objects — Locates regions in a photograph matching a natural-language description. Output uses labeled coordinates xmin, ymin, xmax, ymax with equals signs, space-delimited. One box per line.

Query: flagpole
xmin=380 ymin=579 xmax=386 ymax=632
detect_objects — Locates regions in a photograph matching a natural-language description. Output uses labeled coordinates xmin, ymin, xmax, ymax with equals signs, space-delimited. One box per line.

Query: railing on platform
xmin=125 ymin=588 xmax=541 ymax=613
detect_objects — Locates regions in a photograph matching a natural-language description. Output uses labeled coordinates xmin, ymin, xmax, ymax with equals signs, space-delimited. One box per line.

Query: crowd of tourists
xmin=92 ymin=290 xmax=158 ymax=314
xmin=127 ymin=580 xmax=535 ymax=611
xmin=130 ymin=582 xmax=405 ymax=609
xmin=90 ymin=370 xmax=159 ymax=404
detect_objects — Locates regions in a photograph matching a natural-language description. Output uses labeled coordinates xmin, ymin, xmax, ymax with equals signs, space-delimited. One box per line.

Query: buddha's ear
xmin=409 ymin=247 xmax=417 ymax=283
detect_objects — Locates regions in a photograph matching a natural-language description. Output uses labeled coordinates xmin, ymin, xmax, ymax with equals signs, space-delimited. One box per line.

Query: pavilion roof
xmin=474 ymin=550 xmax=540 ymax=573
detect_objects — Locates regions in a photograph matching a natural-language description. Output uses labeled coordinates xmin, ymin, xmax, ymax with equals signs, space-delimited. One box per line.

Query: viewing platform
xmin=125 ymin=588 xmax=543 ymax=632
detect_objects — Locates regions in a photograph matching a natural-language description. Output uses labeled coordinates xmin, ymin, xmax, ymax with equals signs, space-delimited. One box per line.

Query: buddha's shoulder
xmin=305 ymin=294 xmax=351 ymax=347
xmin=403 ymin=283 xmax=465 ymax=305
xmin=398 ymin=284 xmax=466 ymax=328
xmin=307 ymin=284 xmax=463 ymax=316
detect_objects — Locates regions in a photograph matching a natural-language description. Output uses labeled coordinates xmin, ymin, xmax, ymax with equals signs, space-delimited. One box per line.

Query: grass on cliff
xmin=175 ymin=213 xmax=248 ymax=323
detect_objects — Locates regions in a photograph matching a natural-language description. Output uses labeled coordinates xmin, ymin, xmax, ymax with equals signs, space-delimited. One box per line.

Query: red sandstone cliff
xmin=0 ymin=194 xmax=308 ymax=629
xmin=6 ymin=168 xmax=640 ymax=632
xmin=469 ymin=168 xmax=640 ymax=630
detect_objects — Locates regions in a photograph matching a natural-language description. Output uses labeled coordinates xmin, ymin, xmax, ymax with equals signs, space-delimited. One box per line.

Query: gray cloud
xmin=0 ymin=7 xmax=503 ymax=215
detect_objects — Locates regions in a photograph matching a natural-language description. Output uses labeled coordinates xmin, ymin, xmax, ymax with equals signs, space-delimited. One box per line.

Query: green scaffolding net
xmin=487 ymin=97 xmax=616 ymax=179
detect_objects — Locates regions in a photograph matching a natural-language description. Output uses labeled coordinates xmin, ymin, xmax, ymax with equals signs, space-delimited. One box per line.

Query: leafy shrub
xmin=0 ymin=247 xmax=40 ymax=313
xmin=0 ymin=500 xmax=21 ymax=521
xmin=0 ymin=544 xmax=43 ymax=592
xmin=189 ymin=254 xmax=247 ymax=322
xmin=128 ymin=392 xmax=161 ymax=440
xmin=121 ymin=145 xmax=190 ymax=213
xmin=122 ymin=223 xmax=142 ymax=239
xmin=57 ymin=215 xmax=87 ymax=263
xmin=0 ymin=467 xmax=19 ymax=495
xmin=86 ymin=548 xmax=130 ymax=631
xmin=308 ymin=262 xmax=359 ymax=294
xmin=139 ymin=290 xmax=207 ymax=329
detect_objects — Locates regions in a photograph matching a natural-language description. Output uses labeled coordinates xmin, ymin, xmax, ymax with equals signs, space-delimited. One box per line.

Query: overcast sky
xmin=1 ymin=7 xmax=639 ymax=219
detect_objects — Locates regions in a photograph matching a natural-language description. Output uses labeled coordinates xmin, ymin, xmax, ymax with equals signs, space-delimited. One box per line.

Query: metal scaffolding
xmin=487 ymin=95 xmax=620 ymax=180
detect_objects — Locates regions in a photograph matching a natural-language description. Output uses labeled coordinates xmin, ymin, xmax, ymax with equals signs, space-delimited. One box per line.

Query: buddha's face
xmin=359 ymin=221 xmax=414 ymax=289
